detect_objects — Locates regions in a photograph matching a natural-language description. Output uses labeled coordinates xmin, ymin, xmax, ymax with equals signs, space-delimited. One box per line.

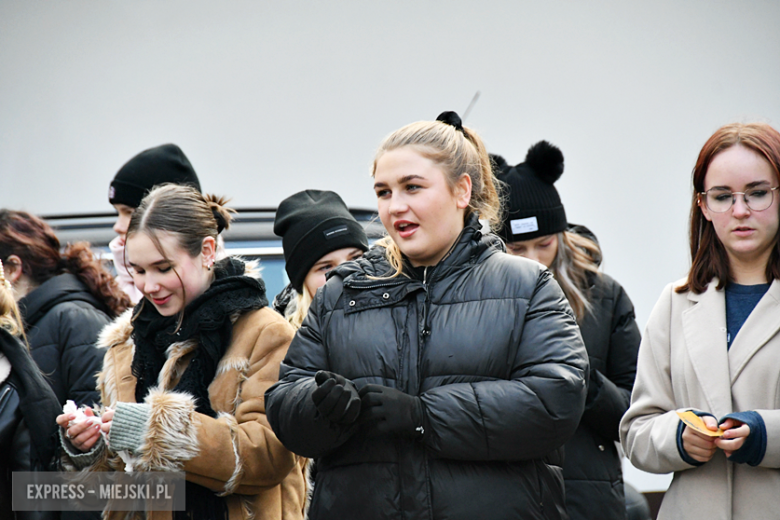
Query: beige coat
xmin=620 ymin=279 xmax=780 ymax=520
xmin=67 ymin=306 xmax=306 ymax=520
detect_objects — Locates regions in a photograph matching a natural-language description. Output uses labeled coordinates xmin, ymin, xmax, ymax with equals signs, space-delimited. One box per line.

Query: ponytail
xmin=206 ymin=194 xmax=234 ymax=234
xmin=62 ymin=242 xmax=132 ymax=317
xmin=461 ymin=126 xmax=502 ymax=229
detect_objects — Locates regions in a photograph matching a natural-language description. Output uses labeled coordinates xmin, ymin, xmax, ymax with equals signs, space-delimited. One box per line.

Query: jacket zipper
xmin=420 ymin=267 xmax=431 ymax=338
xmin=342 ymin=279 xmax=405 ymax=290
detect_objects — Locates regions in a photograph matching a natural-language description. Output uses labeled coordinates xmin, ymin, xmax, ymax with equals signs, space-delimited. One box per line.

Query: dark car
xmin=43 ymin=208 xmax=386 ymax=299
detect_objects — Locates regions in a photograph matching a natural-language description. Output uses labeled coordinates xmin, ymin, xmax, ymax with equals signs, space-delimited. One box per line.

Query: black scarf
xmin=130 ymin=257 xmax=268 ymax=520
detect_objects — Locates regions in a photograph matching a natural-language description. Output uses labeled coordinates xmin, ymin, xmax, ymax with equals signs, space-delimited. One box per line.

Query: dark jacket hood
xmin=19 ymin=273 xmax=108 ymax=327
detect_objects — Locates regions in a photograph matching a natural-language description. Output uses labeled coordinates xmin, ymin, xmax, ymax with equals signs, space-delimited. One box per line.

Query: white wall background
xmin=2 ymin=0 xmax=780 ymax=490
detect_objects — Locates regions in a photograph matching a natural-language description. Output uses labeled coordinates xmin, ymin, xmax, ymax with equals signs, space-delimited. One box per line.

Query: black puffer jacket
xmin=18 ymin=273 xmax=111 ymax=407
xmin=563 ymin=272 xmax=641 ymax=520
xmin=266 ymin=217 xmax=589 ymax=520
xmin=555 ymin=225 xmax=640 ymax=520
xmin=0 ymin=328 xmax=61 ymax=520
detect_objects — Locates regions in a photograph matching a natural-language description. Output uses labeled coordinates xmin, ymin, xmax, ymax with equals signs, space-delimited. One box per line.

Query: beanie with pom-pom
xmin=491 ymin=141 xmax=567 ymax=242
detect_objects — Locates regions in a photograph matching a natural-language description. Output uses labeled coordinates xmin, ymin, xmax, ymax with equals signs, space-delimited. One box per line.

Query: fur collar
xmin=97 ymin=307 xmax=134 ymax=351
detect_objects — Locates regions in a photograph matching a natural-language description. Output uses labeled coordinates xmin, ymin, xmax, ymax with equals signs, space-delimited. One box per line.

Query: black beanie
xmin=274 ymin=190 xmax=369 ymax=293
xmin=493 ymin=140 xmax=567 ymax=242
xmin=109 ymin=144 xmax=201 ymax=208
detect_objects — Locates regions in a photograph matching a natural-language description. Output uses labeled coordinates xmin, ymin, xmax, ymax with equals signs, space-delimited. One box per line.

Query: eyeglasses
xmin=699 ymin=186 xmax=780 ymax=213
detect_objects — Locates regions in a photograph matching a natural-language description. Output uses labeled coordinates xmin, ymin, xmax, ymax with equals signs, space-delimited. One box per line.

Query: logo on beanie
xmin=109 ymin=186 xmax=116 ymax=200
xmin=323 ymin=225 xmax=349 ymax=239
xmin=510 ymin=216 xmax=539 ymax=234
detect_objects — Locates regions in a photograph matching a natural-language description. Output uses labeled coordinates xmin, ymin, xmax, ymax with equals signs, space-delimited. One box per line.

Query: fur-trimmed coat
xmin=66 ymin=306 xmax=306 ymax=520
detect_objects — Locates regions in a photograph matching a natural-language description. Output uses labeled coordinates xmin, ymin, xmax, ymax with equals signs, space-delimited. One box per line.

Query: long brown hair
xmin=0 ymin=210 xmax=131 ymax=317
xmin=372 ymin=118 xmax=502 ymax=277
xmin=549 ymin=231 xmax=602 ymax=321
xmin=677 ymin=122 xmax=780 ymax=294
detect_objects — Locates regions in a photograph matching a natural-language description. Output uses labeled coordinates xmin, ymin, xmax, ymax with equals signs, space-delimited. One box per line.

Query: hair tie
xmin=212 ymin=207 xmax=227 ymax=234
xmin=436 ymin=111 xmax=465 ymax=134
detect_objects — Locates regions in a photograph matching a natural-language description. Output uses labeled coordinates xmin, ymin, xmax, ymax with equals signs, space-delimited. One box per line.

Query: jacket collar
xmin=335 ymin=214 xmax=500 ymax=284
xmin=683 ymin=278 xmax=780 ymax=415
xmin=683 ymin=279 xmax=732 ymax=417
xmin=335 ymin=214 xmax=501 ymax=313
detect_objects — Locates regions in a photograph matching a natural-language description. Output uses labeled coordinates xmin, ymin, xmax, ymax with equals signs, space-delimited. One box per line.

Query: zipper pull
xmin=421 ymin=266 xmax=431 ymax=337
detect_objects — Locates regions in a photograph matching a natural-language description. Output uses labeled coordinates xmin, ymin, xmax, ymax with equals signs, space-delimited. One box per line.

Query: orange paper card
xmin=676 ymin=411 xmax=725 ymax=437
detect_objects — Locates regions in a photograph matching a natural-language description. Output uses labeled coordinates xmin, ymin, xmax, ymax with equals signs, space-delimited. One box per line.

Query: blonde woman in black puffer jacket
xmin=266 ymin=112 xmax=589 ymax=520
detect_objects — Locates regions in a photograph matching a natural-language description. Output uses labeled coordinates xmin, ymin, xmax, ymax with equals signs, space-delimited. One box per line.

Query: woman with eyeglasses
xmin=621 ymin=122 xmax=780 ymax=520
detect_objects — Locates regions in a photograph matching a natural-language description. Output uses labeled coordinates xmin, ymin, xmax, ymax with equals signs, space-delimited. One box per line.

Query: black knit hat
xmin=493 ymin=140 xmax=567 ymax=242
xmin=274 ymin=190 xmax=369 ymax=293
xmin=109 ymin=144 xmax=201 ymax=208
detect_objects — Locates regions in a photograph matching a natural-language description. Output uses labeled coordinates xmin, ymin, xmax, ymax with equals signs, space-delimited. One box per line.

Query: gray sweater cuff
xmin=108 ymin=402 xmax=151 ymax=453
xmin=60 ymin=428 xmax=105 ymax=470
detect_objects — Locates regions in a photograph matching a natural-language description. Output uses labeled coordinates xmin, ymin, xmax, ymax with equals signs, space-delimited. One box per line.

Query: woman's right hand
xmin=681 ymin=415 xmax=719 ymax=463
xmin=56 ymin=408 xmax=102 ymax=453
xmin=311 ymin=371 xmax=361 ymax=424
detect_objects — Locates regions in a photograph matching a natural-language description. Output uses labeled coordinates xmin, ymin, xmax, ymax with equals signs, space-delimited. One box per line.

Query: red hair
xmin=678 ymin=122 xmax=780 ymax=294
xmin=0 ymin=210 xmax=131 ymax=316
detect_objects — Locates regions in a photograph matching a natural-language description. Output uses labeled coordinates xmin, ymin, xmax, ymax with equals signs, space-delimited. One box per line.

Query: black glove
xmin=311 ymin=371 xmax=361 ymax=424
xmin=358 ymin=384 xmax=427 ymax=439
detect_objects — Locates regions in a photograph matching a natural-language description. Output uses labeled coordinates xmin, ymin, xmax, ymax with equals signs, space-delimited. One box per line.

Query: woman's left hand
xmin=715 ymin=418 xmax=750 ymax=457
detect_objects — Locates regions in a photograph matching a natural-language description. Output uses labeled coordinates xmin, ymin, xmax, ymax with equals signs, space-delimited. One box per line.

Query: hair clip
xmin=436 ymin=111 xmax=465 ymax=134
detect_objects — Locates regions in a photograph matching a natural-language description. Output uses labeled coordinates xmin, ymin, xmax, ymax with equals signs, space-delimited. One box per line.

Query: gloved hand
xmin=358 ymin=384 xmax=427 ymax=439
xmin=311 ymin=371 xmax=361 ymax=424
